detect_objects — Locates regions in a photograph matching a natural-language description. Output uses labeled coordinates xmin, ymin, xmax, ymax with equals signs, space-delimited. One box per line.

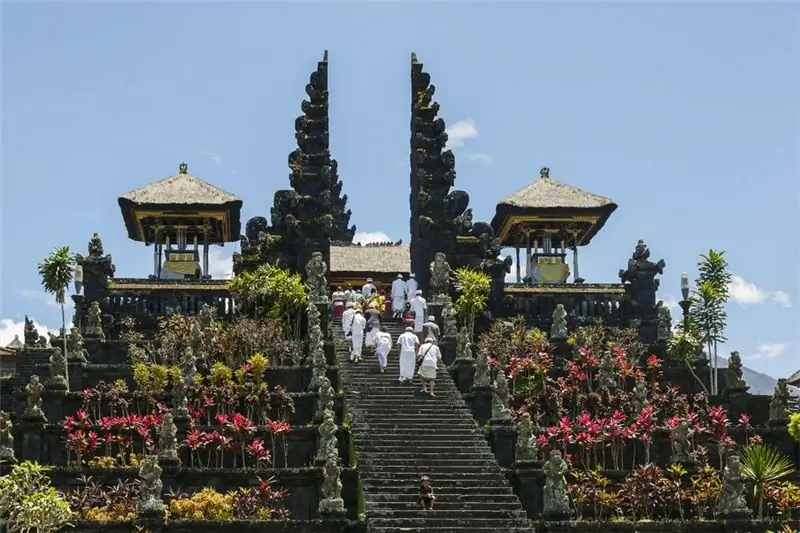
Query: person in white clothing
xmin=374 ymin=325 xmax=392 ymax=373
xmin=390 ymin=274 xmax=407 ymax=319
xmin=417 ymin=337 xmax=443 ymax=396
xmin=405 ymin=273 xmax=419 ymax=299
xmin=410 ymin=290 xmax=427 ymax=333
xmin=331 ymin=286 xmax=347 ymax=318
xmin=396 ymin=326 xmax=420 ymax=383
xmin=341 ymin=302 xmax=356 ymax=351
xmin=362 ymin=278 xmax=376 ymax=298
xmin=349 ymin=309 xmax=367 ymax=363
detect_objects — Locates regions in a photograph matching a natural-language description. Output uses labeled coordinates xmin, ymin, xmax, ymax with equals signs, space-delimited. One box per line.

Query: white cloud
xmin=465 ymin=153 xmax=494 ymax=166
xmin=17 ymin=289 xmax=60 ymax=308
xmin=445 ymin=119 xmax=478 ymax=149
xmin=353 ymin=232 xmax=392 ymax=245
xmin=744 ymin=342 xmax=789 ymax=361
xmin=728 ymin=275 xmax=792 ymax=308
xmin=207 ymin=247 xmax=234 ymax=280
xmin=660 ymin=296 xmax=681 ymax=311
xmin=0 ymin=318 xmax=57 ymax=347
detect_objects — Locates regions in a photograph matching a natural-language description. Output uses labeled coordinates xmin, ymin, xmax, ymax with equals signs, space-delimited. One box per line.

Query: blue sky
xmin=1 ymin=3 xmax=798 ymax=378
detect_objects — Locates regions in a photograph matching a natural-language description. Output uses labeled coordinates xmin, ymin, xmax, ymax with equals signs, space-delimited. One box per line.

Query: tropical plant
xmin=667 ymin=318 xmax=708 ymax=394
xmin=38 ymin=246 xmax=78 ymax=386
xmin=740 ymin=443 xmax=796 ymax=518
xmin=0 ymin=461 xmax=72 ymax=533
xmin=788 ymin=413 xmax=800 ymax=443
xmin=689 ymin=250 xmax=731 ymax=394
xmin=452 ymin=267 xmax=491 ymax=340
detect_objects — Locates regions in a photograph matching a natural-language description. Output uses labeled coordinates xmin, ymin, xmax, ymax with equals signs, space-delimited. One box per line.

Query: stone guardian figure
xmin=316 ymin=409 xmax=338 ymax=464
xmin=768 ymin=379 xmax=790 ymax=425
xmin=318 ymin=451 xmax=344 ymax=514
xmin=84 ymin=301 xmax=105 ymax=339
xmin=542 ymin=449 xmax=571 ymax=516
xmin=24 ymin=375 xmax=46 ymax=420
xmin=316 ymin=376 xmax=335 ymax=422
xmin=550 ymin=304 xmax=568 ymax=341
xmin=716 ymin=455 xmax=750 ymax=517
xmin=157 ymin=413 xmax=179 ymax=464
xmin=305 ymin=251 xmax=329 ymax=303
xmin=491 ymin=370 xmax=514 ymax=421
xmin=0 ymin=411 xmax=15 ymax=462
xmin=441 ymin=298 xmax=458 ymax=338
xmin=473 ymin=346 xmax=490 ymax=388
xmin=48 ymin=347 xmax=68 ymax=390
xmin=515 ymin=412 xmax=538 ymax=463
xmin=138 ymin=455 xmax=165 ymax=514
xmin=455 ymin=326 xmax=472 ymax=361
xmin=670 ymin=420 xmax=695 ymax=463
xmin=429 ymin=252 xmax=452 ymax=304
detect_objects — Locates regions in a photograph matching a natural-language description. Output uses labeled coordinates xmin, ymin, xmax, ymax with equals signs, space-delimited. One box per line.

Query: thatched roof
xmin=119 ymin=163 xmax=241 ymax=206
xmin=498 ymin=167 xmax=616 ymax=210
xmin=5 ymin=334 xmax=23 ymax=350
xmin=788 ymin=368 xmax=800 ymax=387
xmin=330 ymin=245 xmax=410 ymax=274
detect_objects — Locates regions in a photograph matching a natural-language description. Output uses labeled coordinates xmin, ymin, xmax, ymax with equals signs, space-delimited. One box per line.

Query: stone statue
xmin=179 ymin=346 xmax=197 ymax=386
xmin=429 ymin=252 xmax=452 ymax=303
xmin=0 ymin=411 xmax=15 ymax=462
xmin=542 ymin=449 xmax=570 ymax=516
xmin=441 ymin=299 xmax=458 ymax=338
xmin=48 ymin=348 xmax=68 ymax=389
xmin=657 ymin=301 xmax=672 ymax=341
xmin=36 ymin=335 xmax=48 ymax=348
xmin=316 ymin=377 xmax=335 ymax=421
xmin=515 ymin=412 xmax=538 ymax=463
xmin=473 ymin=347 xmax=490 ymax=388
xmin=670 ymin=420 xmax=694 ymax=463
xmin=305 ymin=252 xmax=328 ymax=303
xmin=491 ymin=370 xmax=514 ymax=421
xmin=88 ymin=232 xmax=104 ymax=259
xmin=619 ymin=239 xmax=666 ymax=283
xmin=726 ymin=351 xmax=748 ymax=390
xmin=67 ymin=327 xmax=88 ymax=362
xmin=157 ymin=413 xmax=179 ymax=462
xmin=550 ymin=304 xmax=568 ymax=341
xmin=309 ymin=323 xmax=327 ymax=391
xmin=24 ymin=375 xmax=45 ymax=420
xmin=632 ymin=380 xmax=648 ymax=412
xmin=316 ymin=409 xmax=338 ymax=463
xmin=716 ymin=455 xmax=750 ymax=516
xmin=455 ymin=326 xmax=472 ymax=361
xmin=138 ymin=455 xmax=165 ymax=513
xmin=84 ymin=301 xmax=105 ymax=339
xmin=198 ymin=303 xmax=216 ymax=329
xmin=172 ymin=378 xmax=188 ymax=416
xmin=768 ymin=379 xmax=789 ymax=424
xmin=318 ymin=451 xmax=344 ymax=514
xmin=597 ymin=351 xmax=617 ymax=390
xmin=24 ymin=316 xmax=38 ymax=346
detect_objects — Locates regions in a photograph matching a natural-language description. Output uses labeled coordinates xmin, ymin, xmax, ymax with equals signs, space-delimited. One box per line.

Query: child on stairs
xmin=418 ymin=475 xmax=435 ymax=510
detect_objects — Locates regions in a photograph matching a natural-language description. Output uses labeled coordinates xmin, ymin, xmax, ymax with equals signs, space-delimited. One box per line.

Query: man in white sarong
xmin=405 ymin=273 xmax=419 ymax=300
xmin=362 ymin=278 xmax=377 ymax=298
xmin=396 ymin=326 xmax=420 ymax=383
xmin=374 ymin=325 xmax=392 ymax=373
xmin=391 ymin=274 xmax=407 ymax=319
xmin=349 ymin=309 xmax=367 ymax=363
xmin=341 ymin=302 xmax=356 ymax=351
xmin=410 ymin=290 xmax=427 ymax=333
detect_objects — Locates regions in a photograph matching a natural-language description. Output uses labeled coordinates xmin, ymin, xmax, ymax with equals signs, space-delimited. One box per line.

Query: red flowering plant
xmin=267 ymin=420 xmax=292 ymax=468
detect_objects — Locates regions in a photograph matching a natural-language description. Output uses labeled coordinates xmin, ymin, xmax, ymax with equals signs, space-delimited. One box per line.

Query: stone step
xmin=361 ymin=463 xmax=505 ymax=473
xmin=369 ymin=528 xmax=533 ymax=533
xmin=364 ymin=499 xmax=519 ymax=510
xmin=363 ymin=486 xmax=518 ymax=498
xmin=368 ymin=509 xmax=528 ymax=520
xmin=353 ymin=428 xmax=485 ymax=438
xmin=368 ymin=517 xmax=530 ymax=528
xmin=356 ymin=445 xmax=493 ymax=456
xmin=361 ymin=475 xmax=509 ymax=487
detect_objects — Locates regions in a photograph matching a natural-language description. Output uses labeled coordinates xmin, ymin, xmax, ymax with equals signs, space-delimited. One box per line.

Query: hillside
xmin=716 ymin=356 xmax=777 ymax=395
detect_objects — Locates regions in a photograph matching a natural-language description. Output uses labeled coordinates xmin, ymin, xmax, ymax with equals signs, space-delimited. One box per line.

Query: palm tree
xmin=740 ymin=443 xmax=795 ymax=518
xmin=37 ymin=246 xmax=77 ymax=388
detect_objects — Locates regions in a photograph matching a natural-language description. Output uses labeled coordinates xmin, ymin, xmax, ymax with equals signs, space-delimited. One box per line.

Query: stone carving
xmin=67 ymin=327 xmax=88 ymax=362
xmin=542 ymin=449 xmax=570 ymax=516
xmin=550 ymin=304 xmax=568 ymax=340
xmin=88 ymin=232 xmax=105 ymax=259
xmin=656 ymin=301 xmax=672 ymax=341
xmin=48 ymin=348 xmax=68 ymax=389
xmin=84 ymin=301 xmax=105 ymax=339
xmin=429 ymin=252 xmax=452 ymax=303
xmin=305 ymin=252 xmax=329 ymax=303
xmin=318 ymin=451 xmax=344 ymax=514
xmin=670 ymin=420 xmax=695 ymax=463
xmin=716 ymin=455 xmax=750 ymax=516
xmin=455 ymin=326 xmax=472 ymax=361
xmin=768 ymin=379 xmax=789 ymax=424
xmin=316 ymin=409 xmax=338 ymax=463
xmin=180 ymin=346 xmax=197 ymax=386
xmin=172 ymin=378 xmax=188 ymax=417
xmin=619 ymin=239 xmax=666 ymax=283
xmin=316 ymin=376 xmax=335 ymax=421
xmin=597 ymin=351 xmax=617 ymax=390
xmin=157 ymin=413 xmax=179 ymax=463
xmin=632 ymin=381 xmax=648 ymax=412
xmin=441 ymin=299 xmax=457 ymax=338
xmin=491 ymin=370 xmax=514 ymax=421
xmin=24 ymin=316 xmax=38 ymax=346
xmin=725 ymin=351 xmax=748 ymax=390
xmin=309 ymin=304 xmax=327 ymax=391
xmin=0 ymin=411 xmax=15 ymax=462
xmin=473 ymin=346 xmax=490 ymax=388
xmin=37 ymin=336 xmax=48 ymax=348
xmin=138 ymin=455 xmax=165 ymax=513
xmin=24 ymin=375 xmax=45 ymax=420
xmin=515 ymin=412 xmax=538 ymax=463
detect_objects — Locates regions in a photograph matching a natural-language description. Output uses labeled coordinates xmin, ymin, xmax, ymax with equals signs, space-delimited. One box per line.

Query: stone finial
xmin=540 ymin=167 xmax=550 ymax=179
xmin=88 ymin=233 xmax=104 ymax=258
xmin=179 ymin=162 xmax=188 ymax=174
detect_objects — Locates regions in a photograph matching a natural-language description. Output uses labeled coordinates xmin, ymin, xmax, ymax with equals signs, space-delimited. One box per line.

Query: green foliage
xmin=0 ymin=461 xmax=72 ymax=533
xmin=37 ymin=246 xmax=77 ymax=306
xmin=740 ymin=443 xmax=796 ymax=518
xmin=452 ymin=267 xmax=491 ymax=339
xmin=789 ymin=413 xmax=800 ymax=443
xmin=228 ymin=263 xmax=309 ymax=340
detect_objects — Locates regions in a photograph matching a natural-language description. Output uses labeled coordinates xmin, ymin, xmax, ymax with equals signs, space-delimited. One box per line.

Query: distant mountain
xmin=717 ymin=357 xmax=777 ymax=395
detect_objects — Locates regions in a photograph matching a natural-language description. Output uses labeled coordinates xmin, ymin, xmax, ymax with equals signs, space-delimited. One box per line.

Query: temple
xmin=4 ymin=51 xmax=797 ymax=533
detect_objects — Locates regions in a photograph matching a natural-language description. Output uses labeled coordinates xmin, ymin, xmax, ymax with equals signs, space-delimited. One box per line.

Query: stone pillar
xmin=513 ymin=461 xmax=544 ymax=519
xmin=20 ymin=416 xmax=46 ymax=462
xmin=488 ymin=419 xmax=516 ymax=468
xmin=439 ymin=336 xmax=457 ymax=367
xmin=469 ymin=385 xmax=492 ymax=425
xmin=173 ymin=413 xmax=191 ymax=467
xmin=451 ymin=358 xmax=474 ymax=393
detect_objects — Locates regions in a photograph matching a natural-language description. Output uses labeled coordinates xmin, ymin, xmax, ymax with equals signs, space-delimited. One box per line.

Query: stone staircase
xmin=334 ymin=317 xmax=534 ymax=533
